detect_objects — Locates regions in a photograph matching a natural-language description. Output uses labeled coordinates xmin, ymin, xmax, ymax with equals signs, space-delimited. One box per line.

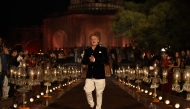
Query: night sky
xmin=0 ymin=0 xmax=144 ymax=36
xmin=0 ymin=0 xmax=70 ymax=26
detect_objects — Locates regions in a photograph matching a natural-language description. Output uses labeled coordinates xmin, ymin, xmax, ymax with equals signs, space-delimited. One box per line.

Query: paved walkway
xmin=43 ymin=76 xmax=148 ymax=109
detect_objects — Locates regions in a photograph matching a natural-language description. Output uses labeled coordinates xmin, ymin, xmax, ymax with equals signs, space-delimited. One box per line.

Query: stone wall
xmin=43 ymin=13 xmax=130 ymax=52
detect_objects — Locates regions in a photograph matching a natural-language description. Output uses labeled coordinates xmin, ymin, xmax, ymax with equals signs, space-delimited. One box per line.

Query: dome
xmin=69 ymin=0 xmax=122 ymax=11
xmin=70 ymin=0 xmax=94 ymax=4
xmin=98 ymin=0 xmax=122 ymax=5
xmin=70 ymin=0 xmax=81 ymax=4
xmin=81 ymin=0 xmax=95 ymax=3
xmin=70 ymin=0 xmax=122 ymax=4
xmin=98 ymin=0 xmax=114 ymax=3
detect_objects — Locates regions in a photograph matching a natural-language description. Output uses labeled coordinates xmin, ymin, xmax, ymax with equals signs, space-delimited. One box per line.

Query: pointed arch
xmin=52 ymin=30 xmax=67 ymax=48
xmin=26 ymin=40 xmax=41 ymax=53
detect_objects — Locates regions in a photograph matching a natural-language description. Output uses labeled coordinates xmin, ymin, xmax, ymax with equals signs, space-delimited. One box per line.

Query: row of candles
xmin=128 ymin=83 xmax=181 ymax=109
xmin=8 ymin=62 xmax=81 ymax=109
xmin=115 ymin=64 xmax=190 ymax=108
xmin=13 ymin=79 xmax=79 ymax=108
xmin=115 ymin=64 xmax=166 ymax=100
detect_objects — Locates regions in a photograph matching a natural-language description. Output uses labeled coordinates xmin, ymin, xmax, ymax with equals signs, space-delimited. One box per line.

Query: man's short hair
xmin=89 ymin=32 xmax=101 ymax=41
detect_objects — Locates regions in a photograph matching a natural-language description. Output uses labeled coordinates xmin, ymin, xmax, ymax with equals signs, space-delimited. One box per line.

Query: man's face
xmin=181 ymin=51 xmax=185 ymax=56
xmin=187 ymin=50 xmax=190 ymax=55
xmin=19 ymin=51 xmax=23 ymax=56
xmin=24 ymin=50 xmax=28 ymax=55
xmin=13 ymin=51 xmax=18 ymax=57
xmin=90 ymin=36 xmax=99 ymax=46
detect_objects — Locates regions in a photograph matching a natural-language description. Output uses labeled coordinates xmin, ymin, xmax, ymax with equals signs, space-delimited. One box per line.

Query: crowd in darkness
xmin=45 ymin=44 xmax=142 ymax=65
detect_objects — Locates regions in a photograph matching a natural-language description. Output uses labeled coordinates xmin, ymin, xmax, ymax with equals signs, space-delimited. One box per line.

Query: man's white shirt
xmin=17 ymin=55 xmax=23 ymax=67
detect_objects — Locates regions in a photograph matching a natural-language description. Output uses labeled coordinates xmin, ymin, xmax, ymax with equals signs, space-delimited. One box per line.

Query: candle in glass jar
xmin=45 ymin=70 xmax=47 ymax=74
xmin=136 ymin=66 xmax=139 ymax=70
xmin=154 ymin=70 xmax=158 ymax=76
xmin=176 ymin=74 xmax=178 ymax=78
xmin=187 ymin=73 xmax=189 ymax=77
xmin=23 ymin=63 xmax=26 ymax=67
xmin=10 ymin=69 xmax=13 ymax=77
xmin=54 ymin=70 xmax=56 ymax=76
xmin=162 ymin=70 xmax=167 ymax=78
xmin=154 ymin=63 xmax=157 ymax=67
xmin=37 ymin=71 xmax=40 ymax=75
xmin=145 ymin=71 xmax=148 ymax=76
xmin=186 ymin=73 xmax=190 ymax=81
xmin=14 ymin=71 xmax=17 ymax=78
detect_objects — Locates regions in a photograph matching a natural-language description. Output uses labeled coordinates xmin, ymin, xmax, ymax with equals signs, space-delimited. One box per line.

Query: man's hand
xmin=89 ymin=55 xmax=95 ymax=62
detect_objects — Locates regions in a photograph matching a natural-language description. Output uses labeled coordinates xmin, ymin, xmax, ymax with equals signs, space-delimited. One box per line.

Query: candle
xmin=37 ymin=71 xmax=40 ymax=76
xmin=158 ymin=96 xmax=162 ymax=100
xmin=23 ymin=63 xmax=26 ymax=68
xmin=149 ymin=92 xmax=152 ymax=95
xmin=14 ymin=71 xmax=17 ymax=78
xmin=187 ymin=73 xmax=189 ymax=77
xmin=41 ymin=92 xmax=44 ymax=96
xmin=175 ymin=103 xmax=180 ymax=108
xmin=36 ymin=95 xmax=40 ymax=98
xmin=154 ymin=70 xmax=158 ymax=76
xmin=10 ymin=69 xmax=13 ymax=78
xmin=145 ymin=90 xmax=148 ymax=94
xmin=162 ymin=70 xmax=167 ymax=77
xmin=186 ymin=73 xmax=190 ymax=81
xmin=165 ymin=100 xmax=170 ymax=104
xmin=154 ymin=63 xmax=157 ymax=67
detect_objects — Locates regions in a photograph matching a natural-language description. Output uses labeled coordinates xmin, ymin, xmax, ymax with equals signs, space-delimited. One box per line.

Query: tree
xmin=111 ymin=0 xmax=190 ymax=53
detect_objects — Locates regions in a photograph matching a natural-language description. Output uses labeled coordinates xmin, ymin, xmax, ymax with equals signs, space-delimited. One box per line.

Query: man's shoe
xmin=89 ymin=106 xmax=95 ymax=109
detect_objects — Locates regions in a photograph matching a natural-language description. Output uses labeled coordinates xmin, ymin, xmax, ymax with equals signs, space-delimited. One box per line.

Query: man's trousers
xmin=84 ymin=79 xmax=105 ymax=109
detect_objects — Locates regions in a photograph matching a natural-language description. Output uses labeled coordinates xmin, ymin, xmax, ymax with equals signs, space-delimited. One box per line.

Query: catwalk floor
xmin=42 ymin=76 xmax=148 ymax=109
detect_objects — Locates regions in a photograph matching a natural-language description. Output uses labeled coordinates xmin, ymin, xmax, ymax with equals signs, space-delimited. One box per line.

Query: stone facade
xmin=7 ymin=0 xmax=131 ymax=53
xmin=43 ymin=13 xmax=131 ymax=51
xmin=7 ymin=26 xmax=42 ymax=53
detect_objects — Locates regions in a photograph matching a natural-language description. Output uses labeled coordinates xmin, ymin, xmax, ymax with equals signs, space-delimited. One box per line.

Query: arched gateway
xmin=42 ymin=0 xmax=130 ymax=51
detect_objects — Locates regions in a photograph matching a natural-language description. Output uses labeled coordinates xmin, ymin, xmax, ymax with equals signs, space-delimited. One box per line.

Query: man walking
xmin=82 ymin=32 xmax=108 ymax=109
